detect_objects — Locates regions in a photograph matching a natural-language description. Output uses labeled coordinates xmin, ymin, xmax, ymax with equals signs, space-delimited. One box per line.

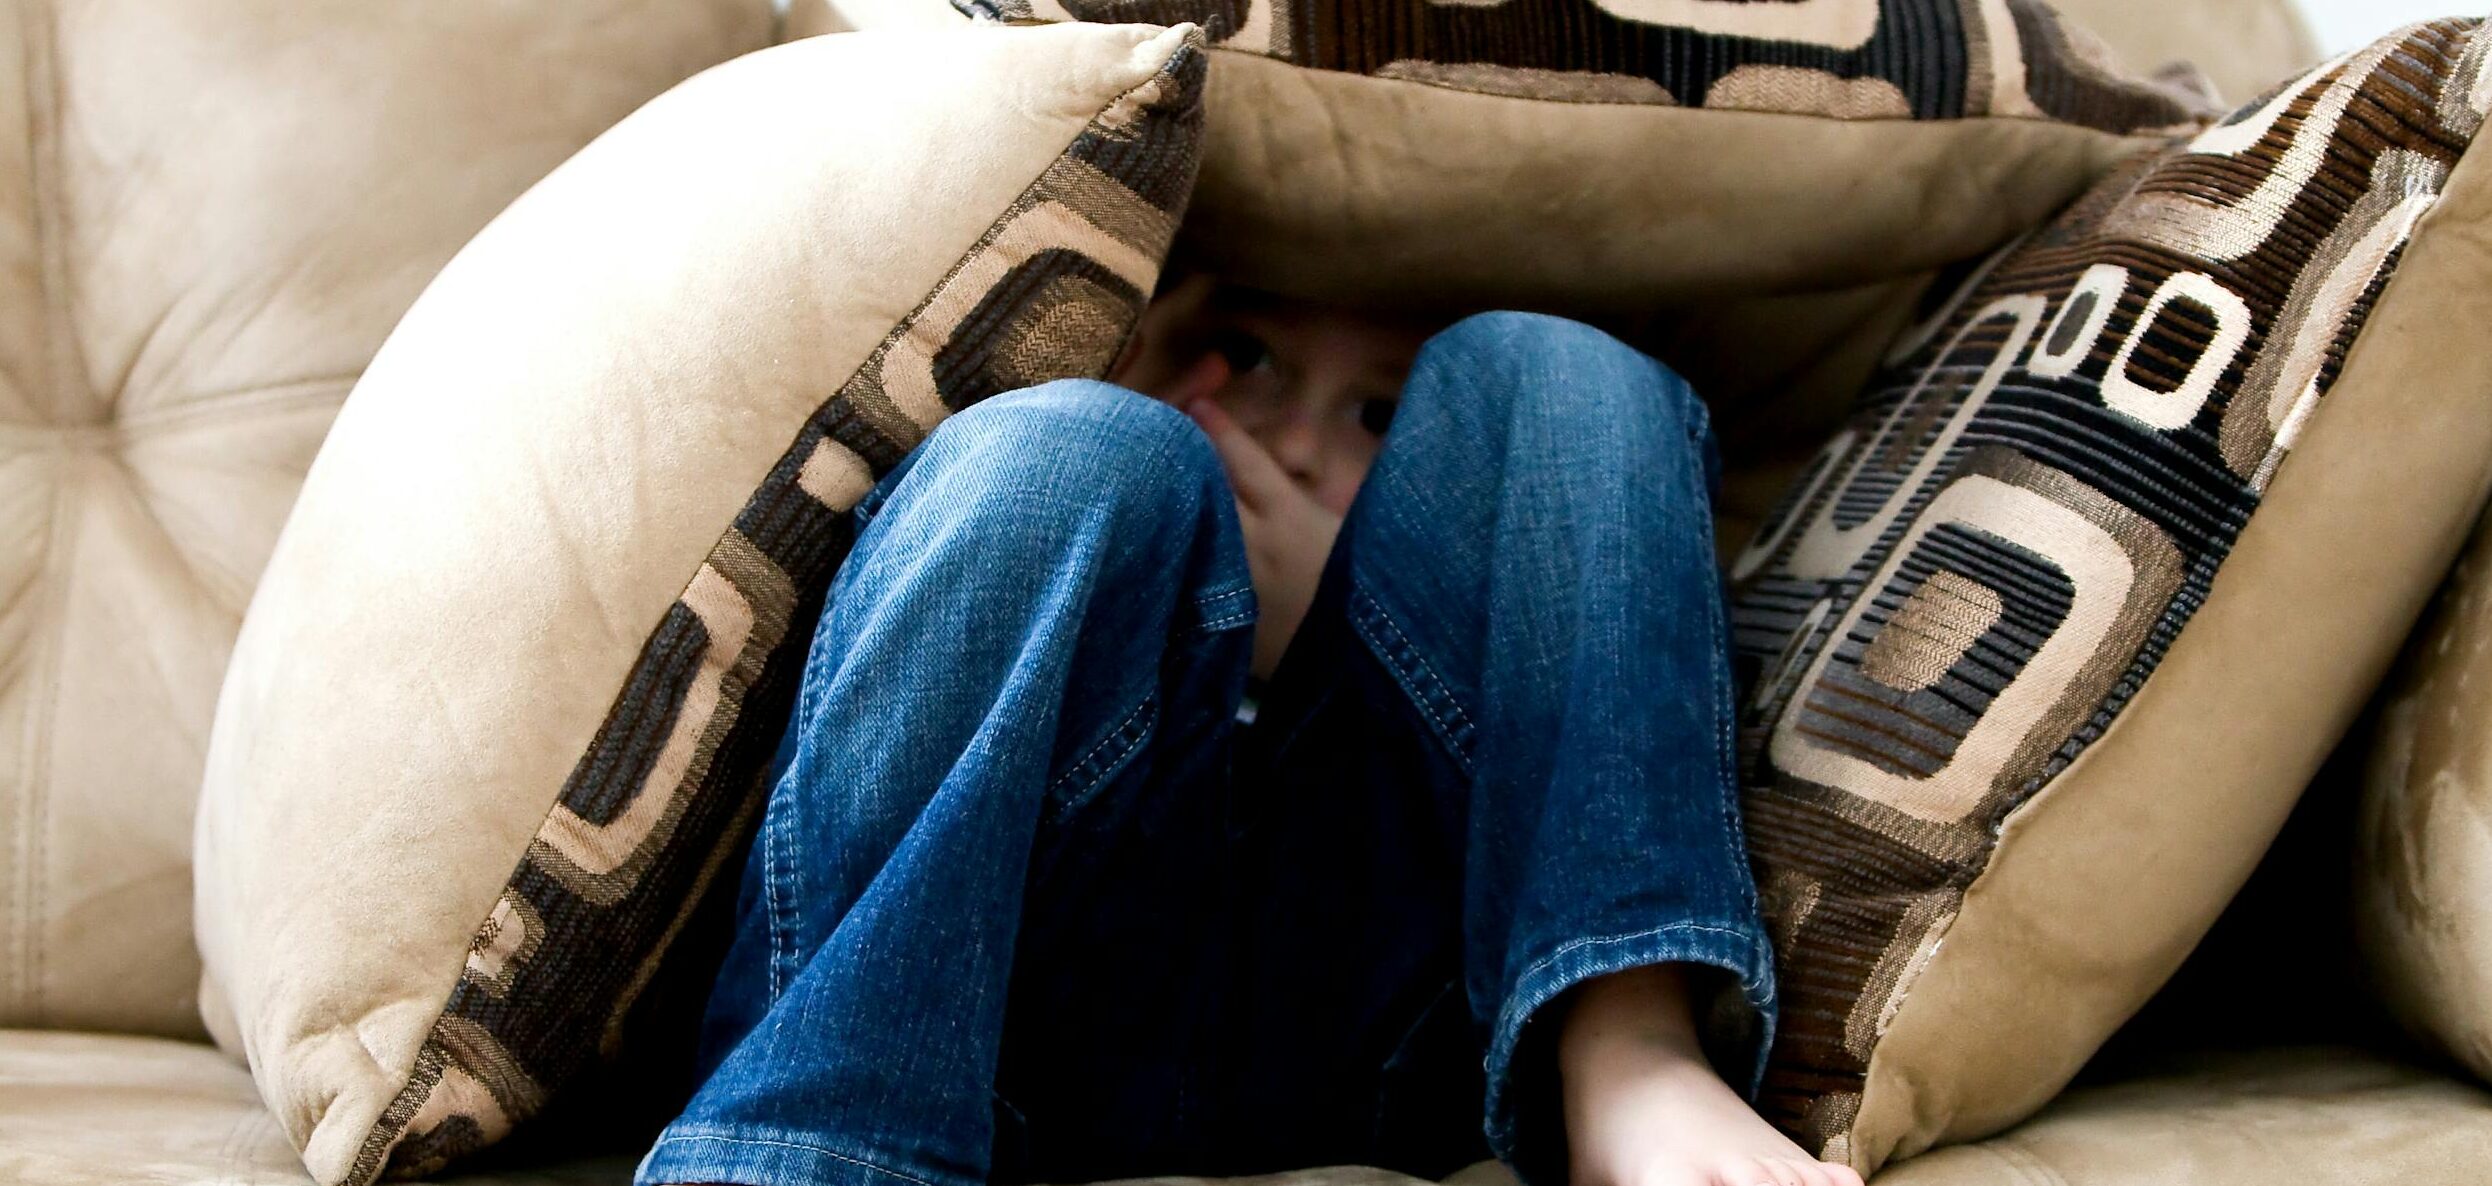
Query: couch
xmin=8 ymin=1 xmax=2491 ymax=1184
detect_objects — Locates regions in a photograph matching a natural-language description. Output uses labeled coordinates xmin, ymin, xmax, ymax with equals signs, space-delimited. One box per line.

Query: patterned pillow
xmin=878 ymin=0 xmax=2207 ymax=316
xmin=1730 ymin=18 xmax=2492 ymax=1175
xmin=191 ymin=23 xmax=1203 ymax=1185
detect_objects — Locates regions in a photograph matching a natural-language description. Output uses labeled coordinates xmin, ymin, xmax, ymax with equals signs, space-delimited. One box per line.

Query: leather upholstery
xmin=0 ymin=1029 xmax=642 ymax=1185
xmin=1875 ymin=1048 xmax=2492 ymax=1185
xmin=11 ymin=1030 xmax=2488 ymax=1186
xmin=8 ymin=1 xmax=2490 ymax=1185
xmin=1443 ymin=1049 xmax=2492 ymax=1186
xmin=0 ymin=0 xmax=772 ymax=1040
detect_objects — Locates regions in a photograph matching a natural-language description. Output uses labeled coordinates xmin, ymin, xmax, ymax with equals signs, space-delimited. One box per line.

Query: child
xmin=639 ymin=274 xmax=1863 ymax=1186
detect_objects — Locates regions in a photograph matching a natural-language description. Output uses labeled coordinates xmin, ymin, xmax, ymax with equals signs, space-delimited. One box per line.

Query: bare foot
xmin=1560 ymin=965 xmax=1864 ymax=1186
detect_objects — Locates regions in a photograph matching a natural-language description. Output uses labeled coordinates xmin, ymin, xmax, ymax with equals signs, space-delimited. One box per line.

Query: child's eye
xmin=1210 ymin=328 xmax=1271 ymax=375
xmin=1358 ymin=398 xmax=1398 ymax=437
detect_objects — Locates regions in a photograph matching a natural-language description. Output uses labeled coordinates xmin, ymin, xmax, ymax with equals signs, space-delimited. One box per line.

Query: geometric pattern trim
xmin=348 ymin=45 xmax=1206 ymax=1184
xmin=961 ymin=0 xmax=2205 ymax=132
xmin=1726 ymin=18 xmax=2489 ymax=1163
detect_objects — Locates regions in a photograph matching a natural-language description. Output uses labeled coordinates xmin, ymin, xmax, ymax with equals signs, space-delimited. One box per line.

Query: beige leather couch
xmin=7 ymin=1 xmax=2490 ymax=1184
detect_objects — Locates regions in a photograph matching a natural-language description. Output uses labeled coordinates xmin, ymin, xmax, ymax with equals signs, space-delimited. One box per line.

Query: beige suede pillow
xmin=192 ymin=22 xmax=1203 ymax=1185
xmin=2356 ymin=478 xmax=2492 ymax=1083
xmin=816 ymin=0 xmax=2207 ymax=317
xmin=1728 ymin=18 xmax=2492 ymax=1175
xmin=2048 ymin=0 xmax=2317 ymax=105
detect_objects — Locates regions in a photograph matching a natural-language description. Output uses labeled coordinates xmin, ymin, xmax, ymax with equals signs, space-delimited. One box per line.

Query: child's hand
xmin=1183 ymin=395 xmax=1339 ymax=678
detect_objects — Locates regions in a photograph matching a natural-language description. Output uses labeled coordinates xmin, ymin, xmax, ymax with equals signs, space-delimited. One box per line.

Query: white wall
xmin=2298 ymin=0 xmax=2481 ymax=54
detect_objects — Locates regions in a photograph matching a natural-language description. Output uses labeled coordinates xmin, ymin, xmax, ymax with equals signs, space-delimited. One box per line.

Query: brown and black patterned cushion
xmin=192 ymin=24 xmax=1204 ymax=1185
xmin=370 ymin=110 xmax=1203 ymax=1183
xmin=907 ymin=0 xmax=2208 ymax=318
xmin=1729 ymin=18 xmax=2492 ymax=1174
xmin=975 ymin=0 xmax=2186 ymax=127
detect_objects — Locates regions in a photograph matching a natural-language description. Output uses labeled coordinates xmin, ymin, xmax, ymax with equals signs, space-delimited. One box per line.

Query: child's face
xmin=1111 ymin=274 xmax=1435 ymax=513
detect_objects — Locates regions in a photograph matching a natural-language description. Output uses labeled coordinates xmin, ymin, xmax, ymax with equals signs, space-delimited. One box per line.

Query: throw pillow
xmin=191 ymin=22 xmax=1204 ymax=1184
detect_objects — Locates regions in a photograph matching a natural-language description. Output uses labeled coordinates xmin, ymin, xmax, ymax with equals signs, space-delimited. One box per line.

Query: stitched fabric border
xmin=351 ymin=42 xmax=1207 ymax=1184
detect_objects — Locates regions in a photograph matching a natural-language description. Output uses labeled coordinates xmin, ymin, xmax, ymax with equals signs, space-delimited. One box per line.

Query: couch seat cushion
xmin=1427 ymin=1047 xmax=2492 ymax=1186
xmin=9 ymin=1030 xmax=2491 ymax=1185
xmin=1876 ymin=1047 xmax=2492 ymax=1185
xmin=0 ymin=1029 xmax=631 ymax=1185
xmin=0 ymin=1030 xmax=1430 ymax=1186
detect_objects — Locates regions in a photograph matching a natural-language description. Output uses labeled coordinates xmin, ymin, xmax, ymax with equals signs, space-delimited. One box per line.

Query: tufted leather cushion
xmin=0 ymin=0 xmax=772 ymax=1042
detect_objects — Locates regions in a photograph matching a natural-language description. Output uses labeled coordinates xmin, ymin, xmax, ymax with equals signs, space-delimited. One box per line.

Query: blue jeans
xmin=637 ymin=312 xmax=1773 ymax=1186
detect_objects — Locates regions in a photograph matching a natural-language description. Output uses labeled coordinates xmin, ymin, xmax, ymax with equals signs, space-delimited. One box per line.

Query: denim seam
xmin=644 ymin=1131 xmax=942 ymax=1186
xmin=1189 ymin=583 xmax=1256 ymax=635
xmin=1689 ymin=473 xmax=1758 ymax=923
xmin=1346 ymin=587 xmax=1478 ymax=775
xmin=1508 ymin=921 xmax=1769 ymax=1005
xmin=1483 ymin=921 xmax=1778 ymax=1148
xmin=761 ymin=787 xmax=795 ymax=1002
xmin=1489 ymin=921 xmax=1776 ymax=1099
xmin=1044 ymin=693 xmax=1157 ymax=819
xmin=1198 ymin=607 xmax=1255 ymax=632
xmin=1713 ymin=641 xmax=1755 ymax=919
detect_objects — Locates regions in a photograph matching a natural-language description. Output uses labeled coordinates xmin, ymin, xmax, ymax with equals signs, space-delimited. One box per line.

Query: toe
xmin=1821 ymin=1162 xmax=1866 ymax=1186
xmin=1715 ymin=1155 xmax=1783 ymax=1186
xmin=1725 ymin=1156 xmax=1805 ymax=1186
xmin=1783 ymin=1157 xmax=1837 ymax=1186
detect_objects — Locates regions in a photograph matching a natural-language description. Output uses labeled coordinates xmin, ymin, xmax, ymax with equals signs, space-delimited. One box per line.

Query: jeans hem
xmin=637 ymin=1131 xmax=963 ymax=1186
xmin=1479 ymin=920 xmax=1778 ymax=1171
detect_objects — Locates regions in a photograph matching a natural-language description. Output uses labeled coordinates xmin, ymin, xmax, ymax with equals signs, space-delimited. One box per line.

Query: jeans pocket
xmin=1372 ymin=977 xmax=1491 ymax=1179
xmin=1043 ymin=693 xmax=1159 ymax=821
xmin=988 ymin=1090 xmax=1034 ymax=1183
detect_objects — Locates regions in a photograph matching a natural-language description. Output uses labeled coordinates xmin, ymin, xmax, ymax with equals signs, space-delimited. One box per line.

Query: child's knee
xmin=908 ymin=378 xmax=1226 ymax=535
xmin=949 ymin=378 xmax=1188 ymax=451
xmin=1409 ymin=311 xmax=1712 ymax=469
xmin=1424 ymin=310 xmax=1623 ymax=367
